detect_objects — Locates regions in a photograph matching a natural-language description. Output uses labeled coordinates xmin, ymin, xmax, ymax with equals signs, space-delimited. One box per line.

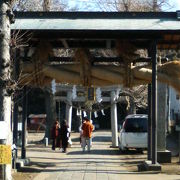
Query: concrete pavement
xmin=13 ymin=131 xmax=180 ymax=180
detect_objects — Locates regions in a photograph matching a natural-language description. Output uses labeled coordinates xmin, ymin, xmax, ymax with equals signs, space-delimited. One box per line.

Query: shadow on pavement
xmin=67 ymin=149 xmax=145 ymax=155
xmin=18 ymin=166 xmax=158 ymax=175
xmin=67 ymin=149 xmax=119 ymax=155
xmin=72 ymin=135 xmax=111 ymax=143
xmin=92 ymin=136 xmax=112 ymax=142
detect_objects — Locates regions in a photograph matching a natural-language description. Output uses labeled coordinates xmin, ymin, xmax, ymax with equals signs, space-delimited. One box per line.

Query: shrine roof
xmin=11 ymin=11 xmax=180 ymax=49
xmin=12 ymin=11 xmax=180 ymax=31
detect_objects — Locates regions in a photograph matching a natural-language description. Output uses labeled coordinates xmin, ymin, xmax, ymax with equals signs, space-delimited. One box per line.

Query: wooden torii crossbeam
xmin=11 ymin=11 xmax=180 ymax=94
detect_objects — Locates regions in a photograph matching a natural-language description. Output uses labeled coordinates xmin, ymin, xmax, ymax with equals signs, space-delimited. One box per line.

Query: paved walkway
xmin=14 ymin=131 xmax=180 ymax=180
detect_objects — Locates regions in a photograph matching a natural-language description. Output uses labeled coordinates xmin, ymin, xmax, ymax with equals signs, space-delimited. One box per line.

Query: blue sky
xmin=173 ymin=0 xmax=180 ymax=8
xmin=166 ymin=0 xmax=180 ymax=11
xmin=68 ymin=0 xmax=180 ymax=11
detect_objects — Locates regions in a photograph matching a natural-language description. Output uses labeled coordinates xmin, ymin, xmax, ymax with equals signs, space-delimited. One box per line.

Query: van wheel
xmin=119 ymin=147 xmax=128 ymax=153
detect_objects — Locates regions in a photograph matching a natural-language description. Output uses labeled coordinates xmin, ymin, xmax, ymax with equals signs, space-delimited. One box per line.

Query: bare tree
xmin=13 ymin=0 xmax=73 ymax=11
xmin=93 ymin=0 xmax=173 ymax=114
xmin=94 ymin=0 xmax=172 ymax=12
xmin=0 ymin=1 xmax=15 ymax=179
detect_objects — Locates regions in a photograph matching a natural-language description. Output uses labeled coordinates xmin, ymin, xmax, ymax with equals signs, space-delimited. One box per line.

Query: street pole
xmin=12 ymin=49 xmax=20 ymax=168
xmin=21 ymin=86 xmax=27 ymax=159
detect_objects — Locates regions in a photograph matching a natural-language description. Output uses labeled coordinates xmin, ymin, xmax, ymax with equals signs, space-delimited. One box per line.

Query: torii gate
xmin=10 ymin=11 xmax=180 ymax=171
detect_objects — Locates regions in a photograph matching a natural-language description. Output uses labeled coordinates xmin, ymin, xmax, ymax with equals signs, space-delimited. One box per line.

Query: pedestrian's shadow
xmin=17 ymin=162 xmax=56 ymax=173
xmin=67 ymin=149 xmax=145 ymax=156
xmin=72 ymin=136 xmax=111 ymax=143
xmin=67 ymin=149 xmax=119 ymax=155
xmin=92 ymin=136 xmax=111 ymax=142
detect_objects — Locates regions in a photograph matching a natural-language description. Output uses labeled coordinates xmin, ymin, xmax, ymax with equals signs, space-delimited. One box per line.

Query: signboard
xmin=0 ymin=121 xmax=8 ymax=140
xmin=18 ymin=122 xmax=22 ymax=131
xmin=0 ymin=145 xmax=11 ymax=164
xmin=87 ymin=87 xmax=95 ymax=101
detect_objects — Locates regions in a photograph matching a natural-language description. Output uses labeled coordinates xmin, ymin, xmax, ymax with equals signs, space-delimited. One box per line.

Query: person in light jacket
xmin=81 ymin=117 xmax=94 ymax=152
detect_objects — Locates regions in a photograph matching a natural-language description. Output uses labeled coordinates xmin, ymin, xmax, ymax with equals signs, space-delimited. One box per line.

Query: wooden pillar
xmin=151 ymin=41 xmax=157 ymax=164
xmin=147 ymin=84 xmax=152 ymax=160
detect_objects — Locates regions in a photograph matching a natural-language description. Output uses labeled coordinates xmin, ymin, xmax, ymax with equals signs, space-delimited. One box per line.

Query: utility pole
xmin=21 ymin=86 xmax=27 ymax=159
xmin=0 ymin=1 xmax=14 ymax=179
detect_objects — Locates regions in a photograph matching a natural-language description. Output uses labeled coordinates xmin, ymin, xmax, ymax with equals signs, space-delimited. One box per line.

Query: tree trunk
xmin=43 ymin=0 xmax=51 ymax=11
xmin=0 ymin=1 xmax=13 ymax=180
xmin=153 ymin=0 xmax=158 ymax=11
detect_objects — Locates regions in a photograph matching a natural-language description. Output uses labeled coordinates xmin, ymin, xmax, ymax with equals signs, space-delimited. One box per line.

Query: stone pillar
xmin=157 ymin=82 xmax=171 ymax=163
xmin=45 ymin=90 xmax=56 ymax=139
xmin=66 ymin=91 xmax=72 ymax=132
xmin=167 ymin=87 xmax=171 ymax=133
xmin=110 ymin=91 xmax=118 ymax=147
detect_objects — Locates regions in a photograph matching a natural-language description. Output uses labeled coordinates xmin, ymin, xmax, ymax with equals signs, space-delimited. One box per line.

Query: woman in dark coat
xmin=51 ymin=120 xmax=60 ymax=150
xmin=59 ymin=120 xmax=69 ymax=153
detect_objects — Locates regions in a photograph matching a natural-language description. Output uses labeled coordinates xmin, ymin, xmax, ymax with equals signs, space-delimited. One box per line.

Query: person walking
xmin=51 ymin=120 xmax=60 ymax=150
xmin=81 ymin=117 xmax=94 ymax=152
xmin=59 ymin=120 xmax=70 ymax=153
xmin=79 ymin=119 xmax=85 ymax=146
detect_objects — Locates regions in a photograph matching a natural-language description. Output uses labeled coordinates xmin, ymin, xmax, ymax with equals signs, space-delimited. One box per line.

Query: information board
xmin=0 ymin=145 xmax=11 ymax=164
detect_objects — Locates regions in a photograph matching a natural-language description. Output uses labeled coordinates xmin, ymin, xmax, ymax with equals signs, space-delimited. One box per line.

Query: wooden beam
xmin=55 ymin=96 xmax=111 ymax=102
xmin=21 ymin=61 xmax=180 ymax=94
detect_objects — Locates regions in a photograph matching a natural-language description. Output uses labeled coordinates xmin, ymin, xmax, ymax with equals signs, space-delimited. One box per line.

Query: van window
xmin=124 ymin=118 xmax=147 ymax=132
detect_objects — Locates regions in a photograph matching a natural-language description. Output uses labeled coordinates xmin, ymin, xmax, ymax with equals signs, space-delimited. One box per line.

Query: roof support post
xmin=151 ymin=41 xmax=157 ymax=164
xmin=147 ymin=83 xmax=152 ymax=160
xmin=147 ymin=46 xmax=152 ymax=161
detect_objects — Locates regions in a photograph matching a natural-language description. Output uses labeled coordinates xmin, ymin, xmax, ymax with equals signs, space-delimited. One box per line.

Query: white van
xmin=118 ymin=114 xmax=148 ymax=151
